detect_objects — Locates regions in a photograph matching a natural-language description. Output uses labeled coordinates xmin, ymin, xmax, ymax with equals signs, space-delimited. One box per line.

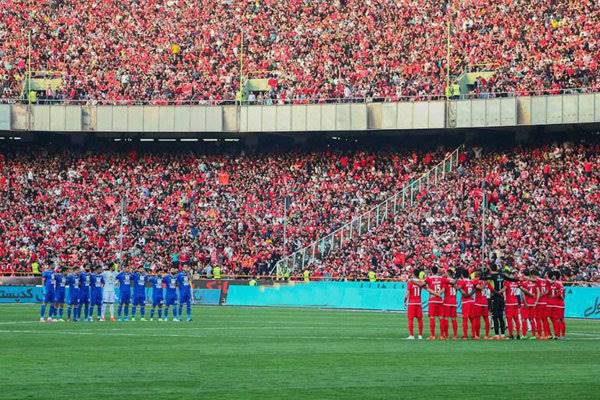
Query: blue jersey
xmin=80 ymin=272 xmax=91 ymax=290
xmin=149 ymin=275 xmax=163 ymax=299
xmin=66 ymin=273 xmax=80 ymax=298
xmin=55 ymin=273 xmax=67 ymax=293
xmin=176 ymin=272 xmax=191 ymax=294
xmin=163 ymin=275 xmax=177 ymax=299
xmin=116 ymin=272 xmax=132 ymax=296
xmin=79 ymin=271 xmax=91 ymax=301
xmin=132 ymin=272 xmax=148 ymax=296
xmin=90 ymin=273 xmax=105 ymax=293
xmin=42 ymin=270 xmax=56 ymax=292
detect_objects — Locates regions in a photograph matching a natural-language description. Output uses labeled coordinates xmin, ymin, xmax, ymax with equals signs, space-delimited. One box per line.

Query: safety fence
xmin=272 ymin=147 xmax=462 ymax=276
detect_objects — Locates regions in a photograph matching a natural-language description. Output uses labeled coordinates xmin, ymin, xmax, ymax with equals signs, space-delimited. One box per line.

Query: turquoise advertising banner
xmin=226 ymin=281 xmax=600 ymax=319
xmin=0 ymin=286 xmax=221 ymax=305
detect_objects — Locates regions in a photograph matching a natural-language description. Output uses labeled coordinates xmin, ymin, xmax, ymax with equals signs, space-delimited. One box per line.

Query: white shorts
xmin=103 ymin=291 xmax=116 ymax=303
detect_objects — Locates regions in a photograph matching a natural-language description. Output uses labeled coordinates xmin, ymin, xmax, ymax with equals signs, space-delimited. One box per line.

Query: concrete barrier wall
xmin=2 ymin=93 xmax=598 ymax=133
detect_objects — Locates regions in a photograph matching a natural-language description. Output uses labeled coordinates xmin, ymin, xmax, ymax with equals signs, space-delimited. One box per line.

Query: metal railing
xmin=0 ymin=87 xmax=595 ymax=106
xmin=272 ymin=146 xmax=463 ymax=276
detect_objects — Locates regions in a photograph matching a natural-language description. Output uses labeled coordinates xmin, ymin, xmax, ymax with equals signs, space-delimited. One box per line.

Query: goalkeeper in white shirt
xmin=101 ymin=264 xmax=118 ymax=321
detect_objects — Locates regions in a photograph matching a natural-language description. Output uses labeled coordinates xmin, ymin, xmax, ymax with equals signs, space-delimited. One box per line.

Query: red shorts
xmin=428 ymin=302 xmax=444 ymax=317
xmin=461 ymin=301 xmax=473 ymax=318
xmin=521 ymin=305 xmax=536 ymax=320
xmin=505 ymin=305 xmax=520 ymax=319
xmin=443 ymin=304 xmax=457 ymax=318
xmin=473 ymin=304 xmax=489 ymax=318
xmin=407 ymin=304 xmax=423 ymax=319
xmin=549 ymin=306 xmax=564 ymax=319
xmin=536 ymin=304 xmax=549 ymax=319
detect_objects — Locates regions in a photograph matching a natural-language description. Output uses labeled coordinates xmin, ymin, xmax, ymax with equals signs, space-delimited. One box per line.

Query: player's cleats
xmin=529 ymin=336 xmax=537 ymax=340
xmin=406 ymin=335 xmax=415 ymax=340
xmin=131 ymin=317 xmax=136 ymax=322
xmin=417 ymin=335 xmax=423 ymax=340
xmin=58 ymin=318 xmax=65 ymax=322
xmin=427 ymin=336 xmax=436 ymax=340
xmin=163 ymin=318 xmax=168 ymax=322
xmin=492 ymin=335 xmax=500 ymax=340
xmin=150 ymin=318 xmax=154 ymax=321
xmin=473 ymin=336 xmax=480 ymax=340
xmin=99 ymin=318 xmax=105 ymax=322
xmin=186 ymin=318 xmax=192 ymax=322
xmin=173 ymin=318 xmax=180 ymax=322
xmin=124 ymin=317 xmax=129 ymax=322
xmin=110 ymin=317 xmax=116 ymax=322
xmin=118 ymin=318 xmax=123 ymax=322
xmin=452 ymin=336 xmax=458 ymax=341
xmin=40 ymin=318 xmax=45 ymax=322
xmin=483 ymin=336 xmax=491 ymax=340
xmin=140 ymin=318 xmax=147 ymax=321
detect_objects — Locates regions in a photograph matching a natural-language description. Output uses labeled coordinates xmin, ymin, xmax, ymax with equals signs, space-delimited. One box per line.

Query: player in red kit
xmin=404 ymin=269 xmax=425 ymax=340
xmin=441 ymin=268 xmax=458 ymax=340
xmin=503 ymin=273 xmax=521 ymax=339
xmin=456 ymin=268 xmax=476 ymax=339
xmin=535 ymin=271 xmax=552 ymax=339
xmin=472 ymin=271 xmax=493 ymax=340
xmin=519 ymin=270 xmax=540 ymax=339
xmin=548 ymin=271 xmax=565 ymax=339
xmin=424 ymin=266 xmax=445 ymax=340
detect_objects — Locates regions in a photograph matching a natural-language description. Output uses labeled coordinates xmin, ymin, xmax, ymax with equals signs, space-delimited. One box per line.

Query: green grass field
xmin=1 ymin=305 xmax=599 ymax=400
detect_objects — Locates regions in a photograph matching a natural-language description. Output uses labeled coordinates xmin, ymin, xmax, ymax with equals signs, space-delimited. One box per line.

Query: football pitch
xmin=2 ymin=305 xmax=599 ymax=400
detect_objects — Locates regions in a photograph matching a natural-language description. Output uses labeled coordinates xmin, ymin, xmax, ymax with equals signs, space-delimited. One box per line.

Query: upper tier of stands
xmin=1 ymin=0 xmax=599 ymax=103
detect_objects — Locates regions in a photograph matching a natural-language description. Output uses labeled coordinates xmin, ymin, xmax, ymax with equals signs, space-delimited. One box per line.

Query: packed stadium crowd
xmin=0 ymin=140 xmax=598 ymax=283
xmin=312 ymin=141 xmax=599 ymax=283
xmin=1 ymin=0 xmax=599 ymax=103
xmin=0 ymin=144 xmax=442 ymax=276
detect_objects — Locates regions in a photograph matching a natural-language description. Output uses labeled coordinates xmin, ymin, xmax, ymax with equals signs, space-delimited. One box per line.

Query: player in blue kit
xmin=78 ymin=267 xmax=92 ymax=321
xmin=131 ymin=267 xmax=148 ymax=321
xmin=149 ymin=270 xmax=164 ymax=321
xmin=89 ymin=267 xmax=105 ymax=321
xmin=66 ymin=267 xmax=81 ymax=321
xmin=177 ymin=266 xmax=193 ymax=322
xmin=53 ymin=267 xmax=68 ymax=321
xmin=116 ymin=266 xmax=132 ymax=321
xmin=162 ymin=268 xmax=179 ymax=321
xmin=40 ymin=266 xmax=56 ymax=322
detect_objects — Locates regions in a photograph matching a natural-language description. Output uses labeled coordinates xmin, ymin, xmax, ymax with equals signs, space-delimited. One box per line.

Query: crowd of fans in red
xmin=1 ymin=0 xmax=599 ymax=103
xmin=0 ymin=140 xmax=598 ymax=283
xmin=311 ymin=142 xmax=599 ymax=284
xmin=0 ymin=144 xmax=441 ymax=276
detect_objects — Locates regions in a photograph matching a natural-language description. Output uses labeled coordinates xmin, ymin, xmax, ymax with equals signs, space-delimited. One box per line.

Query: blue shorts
xmin=132 ymin=293 xmax=145 ymax=306
xmin=179 ymin=290 xmax=191 ymax=304
xmin=79 ymin=288 xmax=90 ymax=304
xmin=69 ymin=292 xmax=80 ymax=306
xmin=43 ymin=289 xmax=55 ymax=303
xmin=91 ymin=291 xmax=103 ymax=306
xmin=165 ymin=296 xmax=177 ymax=306
xmin=152 ymin=296 xmax=163 ymax=307
xmin=54 ymin=290 xmax=66 ymax=304
xmin=119 ymin=292 xmax=131 ymax=304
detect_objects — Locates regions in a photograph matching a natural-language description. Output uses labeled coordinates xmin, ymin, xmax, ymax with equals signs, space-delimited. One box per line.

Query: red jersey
xmin=504 ymin=280 xmax=521 ymax=306
xmin=442 ymin=278 xmax=457 ymax=306
xmin=425 ymin=275 xmax=444 ymax=304
xmin=456 ymin=278 xmax=475 ymax=303
xmin=473 ymin=279 xmax=493 ymax=307
xmin=520 ymin=280 xmax=539 ymax=306
xmin=548 ymin=281 xmax=565 ymax=307
xmin=407 ymin=281 xmax=423 ymax=305
xmin=537 ymin=278 xmax=551 ymax=304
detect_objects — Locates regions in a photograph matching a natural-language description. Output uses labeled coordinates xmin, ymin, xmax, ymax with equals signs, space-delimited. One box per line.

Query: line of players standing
xmin=39 ymin=264 xmax=194 ymax=322
xmin=404 ymin=265 xmax=566 ymax=340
